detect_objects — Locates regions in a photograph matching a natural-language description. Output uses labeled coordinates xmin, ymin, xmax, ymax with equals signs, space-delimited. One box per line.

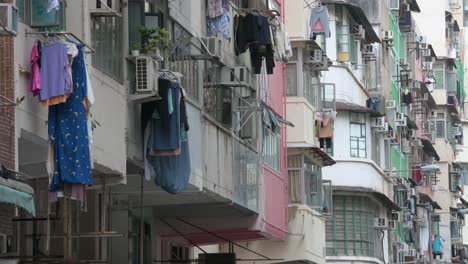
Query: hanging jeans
xmin=250 ymin=44 xmax=275 ymax=74
xmin=366 ymin=97 xmax=381 ymax=112
xmin=310 ymin=6 xmax=331 ymax=37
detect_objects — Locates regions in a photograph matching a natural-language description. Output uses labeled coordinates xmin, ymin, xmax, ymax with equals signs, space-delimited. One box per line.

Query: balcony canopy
xmin=0 ymin=177 xmax=35 ymax=216
xmin=321 ymin=0 xmax=380 ymax=43
xmin=420 ymin=138 xmax=440 ymax=161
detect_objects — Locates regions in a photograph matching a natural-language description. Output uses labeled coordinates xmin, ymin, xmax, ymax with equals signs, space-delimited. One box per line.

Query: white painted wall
xmin=227 ymin=205 xmax=326 ymax=264
xmin=286 ymin=97 xmax=316 ymax=147
xmin=323 ymin=66 xmax=368 ymax=105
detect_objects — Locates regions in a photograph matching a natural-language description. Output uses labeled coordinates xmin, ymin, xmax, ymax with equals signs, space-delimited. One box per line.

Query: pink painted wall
xmin=258 ymin=0 xmax=288 ymax=240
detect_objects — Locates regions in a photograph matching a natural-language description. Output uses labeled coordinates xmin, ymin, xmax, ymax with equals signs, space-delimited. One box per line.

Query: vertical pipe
xmin=140 ymin=173 xmax=144 ymax=264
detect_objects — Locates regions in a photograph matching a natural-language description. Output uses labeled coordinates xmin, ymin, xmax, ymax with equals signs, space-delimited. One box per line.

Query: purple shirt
xmin=39 ymin=42 xmax=70 ymax=101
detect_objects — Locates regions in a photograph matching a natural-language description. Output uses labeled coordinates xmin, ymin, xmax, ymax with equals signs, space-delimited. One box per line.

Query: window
xmin=170 ymin=245 xmax=190 ymax=264
xmin=304 ymin=71 xmax=321 ymax=109
xmin=350 ymin=112 xmax=367 ymax=158
xmin=393 ymin=186 xmax=408 ymax=209
xmin=371 ymin=132 xmax=380 ymax=166
xmin=433 ymin=63 xmax=445 ymax=89
xmin=326 ymin=195 xmax=377 ymax=257
xmin=17 ymin=0 xmax=25 ymax=21
xmin=449 ymin=171 xmax=460 ymax=193
xmin=451 ymin=216 xmax=460 ymax=240
xmin=286 ymin=63 xmax=298 ymax=96
xmin=263 ymin=111 xmax=281 ymax=171
xmin=433 ymin=221 xmax=440 ymax=236
xmin=349 ymin=28 xmax=358 ymax=64
xmin=464 ymin=0 xmax=468 ymax=27
xmin=304 ymin=157 xmax=322 ymax=209
xmin=336 ymin=5 xmax=350 ymax=54
xmin=434 ymin=112 xmax=446 ymax=138
xmin=92 ymin=16 xmax=123 ymax=82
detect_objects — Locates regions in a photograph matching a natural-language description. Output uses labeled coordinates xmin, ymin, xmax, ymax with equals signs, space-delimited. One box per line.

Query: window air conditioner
xmin=395 ymin=112 xmax=407 ymax=127
xmin=388 ymin=220 xmax=397 ymax=229
xmin=453 ymin=125 xmax=462 ymax=136
xmin=354 ymin=25 xmax=365 ymax=40
xmin=90 ymin=0 xmax=121 ymax=17
xmin=391 ymin=211 xmax=402 ymax=221
xmin=423 ymin=61 xmax=433 ymax=70
xmin=390 ymin=0 xmax=400 ymax=10
xmin=135 ymin=56 xmax=158 ymax=93
xmin=412 ymin=80 xmax=421 ymax=89
xmin=221 ymin=66 xmax=253 ymax=88
xmin=386 ymin=100 xmax=396 ymax=109
xmin=0 ymin=4 xmax=18 ymax=36
xmin=386 ymin=129 xmax=396 ymax=140
xmin=371 ymin=117 xmax=385 ymax=129
xmin=374 ymin=217 xmax=387 ymax=229
xmin=422 ymin=92 xmax=429 ymax=101
xmin=201 ymin=37 xmax=225 ymax=65
xmin=363 ymin=44 xmax=375 ymax=56
xmin=304 ymin=49 xmax=324 ymax=65
xmin=384 ymin=31 xmax=394 ymax=41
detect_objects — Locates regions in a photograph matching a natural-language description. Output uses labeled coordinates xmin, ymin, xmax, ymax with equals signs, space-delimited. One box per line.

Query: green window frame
xmin=451 ymin=216 xmax=460 ymax=240
xmin=336 ymin=5 xmax=350 ymax=54
xmin=433 ymin=63 xmax=445 ymax=89
xmin=304 ymin=157 xmax=323 ymax=209
xmin=326 ymin=195 xmax=377 ymax=257
xmin=433 ymin=221 xmax=440 ymax=236
xmin=91 ymin=16 xmax=123 ymax=83
xmin=350 ymin=112 xmax=367 ymax=158
xmin=263 ymin=123 xmax=281 ymax=172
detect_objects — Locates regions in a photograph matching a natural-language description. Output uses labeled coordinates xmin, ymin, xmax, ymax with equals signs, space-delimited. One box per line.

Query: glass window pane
xmin=286 ymin=64 xmax=297 ymax=96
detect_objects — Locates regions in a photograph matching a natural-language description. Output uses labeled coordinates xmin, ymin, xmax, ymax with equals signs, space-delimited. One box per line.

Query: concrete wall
xmin=228 ymin=205 xmax=327 ymax=264
xmin=286 ymin=97 xmax=316 ymax=147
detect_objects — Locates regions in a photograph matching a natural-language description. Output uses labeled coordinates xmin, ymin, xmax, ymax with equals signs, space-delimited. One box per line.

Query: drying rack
xmin=25 ymin=29 xmax=95 ymax=53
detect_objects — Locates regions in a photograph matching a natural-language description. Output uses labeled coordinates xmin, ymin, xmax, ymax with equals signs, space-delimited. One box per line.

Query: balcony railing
xmin=233 ymin=139 xmax=259 ymax=212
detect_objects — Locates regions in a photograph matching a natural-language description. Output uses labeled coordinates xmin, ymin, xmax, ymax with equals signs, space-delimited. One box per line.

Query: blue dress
xmin=49 ymin=44 xmax=92 ymax=192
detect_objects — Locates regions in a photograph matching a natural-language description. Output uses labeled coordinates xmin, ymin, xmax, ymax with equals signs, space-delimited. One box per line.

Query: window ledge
xmin=331 ymin=157 xmax=393 ymax=183
xmin=326 ymin=256 xmax=385 ymax=264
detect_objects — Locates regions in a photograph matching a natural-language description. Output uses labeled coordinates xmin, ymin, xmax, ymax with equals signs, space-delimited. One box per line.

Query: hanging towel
xmin=310 ymin=6 xmax=331 ymax=38
xmin=39 ymin=42 xmax=71 ymax=101
xmin=47 ymin=0 xmax=60 ymax=13
xmin=30 ymin=42 xmax=41 ymax=96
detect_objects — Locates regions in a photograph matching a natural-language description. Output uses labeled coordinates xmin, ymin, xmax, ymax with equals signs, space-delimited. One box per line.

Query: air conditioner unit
xmin=386 ymin=129 xmax=396 ymax=141
xmin=386 ymin=100 xmax=396 ymax=109
xmin=388 ymin=220 xmax=397 ymax=229
xmin=0 ymin=4 xmax=18 ymax=36
xmin=374 ymin=122 xmax=389 ymax=133
xmin=354 ymin=25 xmax=365 ymax=40
xmin=221 ymin=66 xmax=253 ymax=88
xmin=423 ymin=61 xmax=433 ymax=71
xmin=371 ymin=117 xmax=385 ymax=129
xmin=201 ymin=37 xmax=225 ymax=65
xmin=412 ymin=80 xmax=421 ymax=89
xmin=384 ymin=31 xmax=394 ymax=42
xmin=433 ymin=214 xmax=441 ymax=222
xmin=453 ymin=125 xmax=462 ymax=136
xmin=402 ymin=139 xmax=411 ymax=153
xmin=391 ymin=211 xmax=402 ymax=221
xmin=400 ymin=58 xmax=409 ymax=68
xmin=409 ymin=129 xmax=417 ymax=139
xmin=135 ymin=56 xmax=158 ymax=93
xmin=390 ymin=0 xmax=400 ymax=10
xmin=363 ymin=44 xmax=375 ymax=55
xmin=418 ymin=35 xmax=428 ymax=44
xmin=421 ymin=48 xmax=431 ymax=57
xmin=410 ymin=188 xmax=416 ymax=196
xmin=90 ymin=0 xmax=121 ymax=16
xmin=395 ymin=112 xmax=407 ymax=127
xmin=304 ymin=49 xmax=324 ymax=65
xmin=408 ymin=248 xmax=416 ymax=257
xmin=422 ymin=92 xmax=429 ymax=101
xmin=374 ymin=217 xmax=387 ymax=229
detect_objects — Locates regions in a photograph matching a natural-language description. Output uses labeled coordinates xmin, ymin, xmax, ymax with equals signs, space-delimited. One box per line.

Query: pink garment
xmin=29 ymin=42 xmax=41 ymax=96
xmin=314 ymin=20 xmax=324 ymax=31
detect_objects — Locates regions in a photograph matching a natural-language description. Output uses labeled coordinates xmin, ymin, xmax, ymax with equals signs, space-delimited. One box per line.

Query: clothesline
xmin=25 ymin=30 xmax=95 ymax=53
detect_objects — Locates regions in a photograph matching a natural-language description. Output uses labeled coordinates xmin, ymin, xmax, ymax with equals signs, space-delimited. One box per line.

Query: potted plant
xmin=131 ymin=42 xmax=141 ymax=57
xmin=138 ymin=25 xmax=169 ymax=60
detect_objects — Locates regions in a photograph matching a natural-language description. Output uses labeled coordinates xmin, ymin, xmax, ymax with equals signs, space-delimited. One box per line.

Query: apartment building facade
xmin=0 ymin=0 xmax=292 ymax=263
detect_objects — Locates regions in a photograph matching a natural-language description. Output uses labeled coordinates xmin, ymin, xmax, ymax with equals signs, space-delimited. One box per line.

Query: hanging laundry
xmin=366 ymin=97 xmax=381 ymax=112
xmin=47 ymin=0 xmax=60 ymax=13
xmin=250 ymin=15 xmax=275 ymax=74
xmin=39 ymin=42 xmax=71 ymax=102
xmin=412 ymin=166 xmax=423 ymax=183
xmin=143 ymin=79 xmax=191 ymax=193
xmin=207 ymin=0 xmax=224 ymax=18
xmin=207 ymin=0 xmax=230 ymax=39
xmin=29 ymin=42 xmax=41 ymax=96
xmin=234 ymin=13 xmax=259 ymax=55
xmin=402 ymin=90 xmax=413 ymax=105
xmin=270 ymin=16 xmax=292 ymax=62
xmin=310 ymin=6 xmax=331 ymax=38
xmin=49 ymin=45 xmax=92 ymax=193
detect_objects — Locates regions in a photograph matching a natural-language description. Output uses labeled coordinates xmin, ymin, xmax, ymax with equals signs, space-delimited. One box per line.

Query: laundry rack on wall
xmin=25 ymin=29 xmax=95 ymax=53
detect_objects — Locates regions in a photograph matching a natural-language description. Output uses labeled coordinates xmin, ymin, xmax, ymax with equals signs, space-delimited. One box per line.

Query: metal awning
xmin=273 ymin=261 xmax=316 ymax=264
xmin=308 ymin=147 xmax=336 ymax=167
xmin=419 ymin=193 xmax=442 ymax=210
xmin=421 ymin=82 xmax=437 ymax=108
xmin=420 ymin=138 xmax=440 ymax=161
xmin=0 ymin=177 xmax=35 ymax=216
xmin=333 ymin=186 xmax=401 ymax=211
xmin=407 ymin=0 xmax=421 ymax=12
xmin=460 ymin=197 xmax=468 ymax=208
xmin=321 ymin=0 xmax=380 ymax=43
xmin=336 ymin=101 xmax=379 ymax=115
xmin=405 ymin=115 xmax=418 ymax=130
